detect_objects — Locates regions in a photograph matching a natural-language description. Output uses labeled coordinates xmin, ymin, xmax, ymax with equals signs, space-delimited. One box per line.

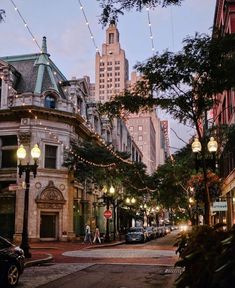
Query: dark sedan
xmin=125 ymin=227 xmax=147 ymax=243
xmin=0 ymin=236 xmax=25 ymax=287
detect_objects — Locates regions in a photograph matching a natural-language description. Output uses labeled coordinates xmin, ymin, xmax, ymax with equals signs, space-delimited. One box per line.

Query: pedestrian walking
xmin=84 ymin=223 xmax=92 ymax=244
xmin=93 ymin=226 xmax=101 ymax=244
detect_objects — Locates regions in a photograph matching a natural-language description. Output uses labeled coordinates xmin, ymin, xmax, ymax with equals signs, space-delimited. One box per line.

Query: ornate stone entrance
xmin=36 ymin=180 xmax=66 ymax=240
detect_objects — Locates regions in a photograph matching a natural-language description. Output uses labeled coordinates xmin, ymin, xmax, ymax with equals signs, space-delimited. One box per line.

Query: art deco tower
xmin=94 ymin=21 xmax=129 ymax=102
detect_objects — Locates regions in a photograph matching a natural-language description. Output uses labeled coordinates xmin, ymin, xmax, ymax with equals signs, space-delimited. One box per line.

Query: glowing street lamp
xmin=191 ymin=137 xmax=218 ymax=172
xmin=191 ymin=136 xmax=218 ymax=226
xmin=103 ymin=185 xmax=115 ymax=242
xmin=17 ymin=144 xmax=41 ymax=258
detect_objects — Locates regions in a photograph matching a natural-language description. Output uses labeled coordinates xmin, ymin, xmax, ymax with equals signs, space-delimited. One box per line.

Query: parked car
xmin=156 ymin=226 xmax=167 ymax=237
xmin=0 ymin=236 xmax=25 ymax=287
xmin=145 ymin=226 xmax=156 ymax=240
xmin=125 ymin=227 xmax=147 ymax=243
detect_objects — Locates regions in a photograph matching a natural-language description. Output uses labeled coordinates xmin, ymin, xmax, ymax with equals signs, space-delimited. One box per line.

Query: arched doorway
xmin=36 ymin=181 xmax=66 ymax=240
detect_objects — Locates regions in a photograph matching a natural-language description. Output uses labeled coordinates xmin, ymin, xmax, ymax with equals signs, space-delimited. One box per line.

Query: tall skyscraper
xmin=93 ymin=22 xmax=167 ymax=174
xmin=94 ymin=21 xmax=129 ymax=103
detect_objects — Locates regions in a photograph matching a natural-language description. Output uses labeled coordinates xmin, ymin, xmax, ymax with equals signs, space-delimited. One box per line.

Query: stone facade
xmin=0 ymin=36 xmax=142 ymax=242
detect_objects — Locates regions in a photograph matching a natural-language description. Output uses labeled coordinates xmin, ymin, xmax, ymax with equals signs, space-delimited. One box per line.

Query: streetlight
xmin=192 ymin=137 xmax=218 ymax=172
xmin=191 ymin=136 xmax=218 ymax=226
xmin=17 ymin=144 xmax=41 ymax=258
xmin=125 ymin=197 xmax=136 ymax=228
xmin=103 ymin=185 xmax=115 ymax=242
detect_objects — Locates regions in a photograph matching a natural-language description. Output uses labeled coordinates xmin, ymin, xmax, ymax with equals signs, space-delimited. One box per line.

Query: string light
xmin=8 ymin=0 xmax=158 ymax=168
xmin=9 ymin=0 xmax=41 ymax=52
xmin=77 ymin=155 xmax=116 ymax=168
xmin=78 ymin=0 xmax=99 ymax=52
xmin=146 ymin=8 xmax=155 ymax=54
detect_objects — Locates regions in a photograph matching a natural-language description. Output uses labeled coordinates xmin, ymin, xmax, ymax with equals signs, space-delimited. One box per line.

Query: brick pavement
xmin=25 ymin=240 xmax=123 ymax=266
xmin=25 ymin=240 xmax=178 ymax=267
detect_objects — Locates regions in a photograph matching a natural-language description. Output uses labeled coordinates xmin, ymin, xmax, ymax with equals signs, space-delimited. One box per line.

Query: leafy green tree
xmin=0 ymin=9 xmax=6 ymax=23
xmin=99 ymin=0 xmax=183 ymax=26
xmin=99 ymin=33 xmax=235 ymax=225
xmin=153 ymin=145 xmax=195 ymax=221
xmin=63 ymin=140 xmax=156 ymax=197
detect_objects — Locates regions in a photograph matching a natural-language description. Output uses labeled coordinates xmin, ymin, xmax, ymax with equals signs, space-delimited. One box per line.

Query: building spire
xmin=34 ymin=36 xmax=59 ymax=94
xmin=41 ymin=36 xmax=47 ymax=54
xmin=110 ymin=19 xmax=116 ymax=26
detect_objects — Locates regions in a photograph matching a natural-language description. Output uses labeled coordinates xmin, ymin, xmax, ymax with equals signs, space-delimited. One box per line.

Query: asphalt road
xmin=36 ymin=264 xmax=179 ymax=288
xmin=19 ymin=230 xmax=181 ymax=288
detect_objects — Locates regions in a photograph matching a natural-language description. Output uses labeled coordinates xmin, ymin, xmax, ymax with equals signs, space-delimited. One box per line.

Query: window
xmin=45 ymin=145 xmax=57 ymax=169
xmin=45 ymin=95 xmax=56 ymax=109
xmin=0 ymin=135 xmax=17 ymax=168
xmin=109 ymin=33 xmax=114 ymax=44
xmin=138 ymin=125 xmax=143 ymax=131
xmin=129 ymin=126 xmax=133 ymax=132
xmin=138 ymin=135 xmax=143 ymax=141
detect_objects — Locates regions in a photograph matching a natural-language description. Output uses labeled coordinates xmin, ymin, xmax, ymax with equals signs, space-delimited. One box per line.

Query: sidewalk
xmin=24 ymin=240 xmax=125 ymax=267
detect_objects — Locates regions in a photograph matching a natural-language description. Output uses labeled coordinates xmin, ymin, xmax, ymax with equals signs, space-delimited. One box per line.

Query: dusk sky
xmin=0 ymin=0 xmax=216 ymax=151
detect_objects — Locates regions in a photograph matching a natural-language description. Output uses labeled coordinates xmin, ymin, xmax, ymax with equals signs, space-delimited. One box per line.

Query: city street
xmin=18 ymin=231 xmax=181 ymax=288
xmin=0 ymin=2 xmax=234 ymax=288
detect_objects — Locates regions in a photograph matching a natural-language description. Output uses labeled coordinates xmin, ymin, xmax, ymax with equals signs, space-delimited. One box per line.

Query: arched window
xmin=45 ymin=95 xmax=56 ymax=109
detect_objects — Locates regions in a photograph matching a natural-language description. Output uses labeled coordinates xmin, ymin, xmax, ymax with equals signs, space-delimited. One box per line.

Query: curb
xmin=24 ymin=240 xmax=125 ymax=267
xmin=86 ymin=241 xmax=125 ymax=249
xmin=24 ymin=253 xmax=53 ymax=268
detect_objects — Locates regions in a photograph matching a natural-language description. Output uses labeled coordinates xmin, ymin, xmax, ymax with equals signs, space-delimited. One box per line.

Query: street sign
xmin=103 ymin=209 xmax=112 ymax=219
xmin=211 ymin=201 xmax=227 ymax=212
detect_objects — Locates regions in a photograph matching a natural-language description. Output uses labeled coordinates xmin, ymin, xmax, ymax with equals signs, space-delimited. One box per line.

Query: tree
xmin=99 ymin=33 xmax=235 ymax=225
xmin=99 ymin=0 xmax=183 ymax=26
xmin=153 ymin=145 xmax=195 ymax=221
xmin=63 ymin=139 xmax=155 ymax=197
xmin=0 ymin=9 xmax=6 ymax=23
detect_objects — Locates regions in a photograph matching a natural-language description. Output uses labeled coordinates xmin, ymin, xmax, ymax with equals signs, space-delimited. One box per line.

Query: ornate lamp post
xmin=191 ymin=136 xmax=218 ymax=225
xmin=125 ymin=197 xmax=136 ymax=228
xmin=17 ymin=144 xmax=41 ymax=258
xmin=103 ymin=185 xmax=115 ymax=242
xmin=192 ymin=137 xmax=218 ymax=172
